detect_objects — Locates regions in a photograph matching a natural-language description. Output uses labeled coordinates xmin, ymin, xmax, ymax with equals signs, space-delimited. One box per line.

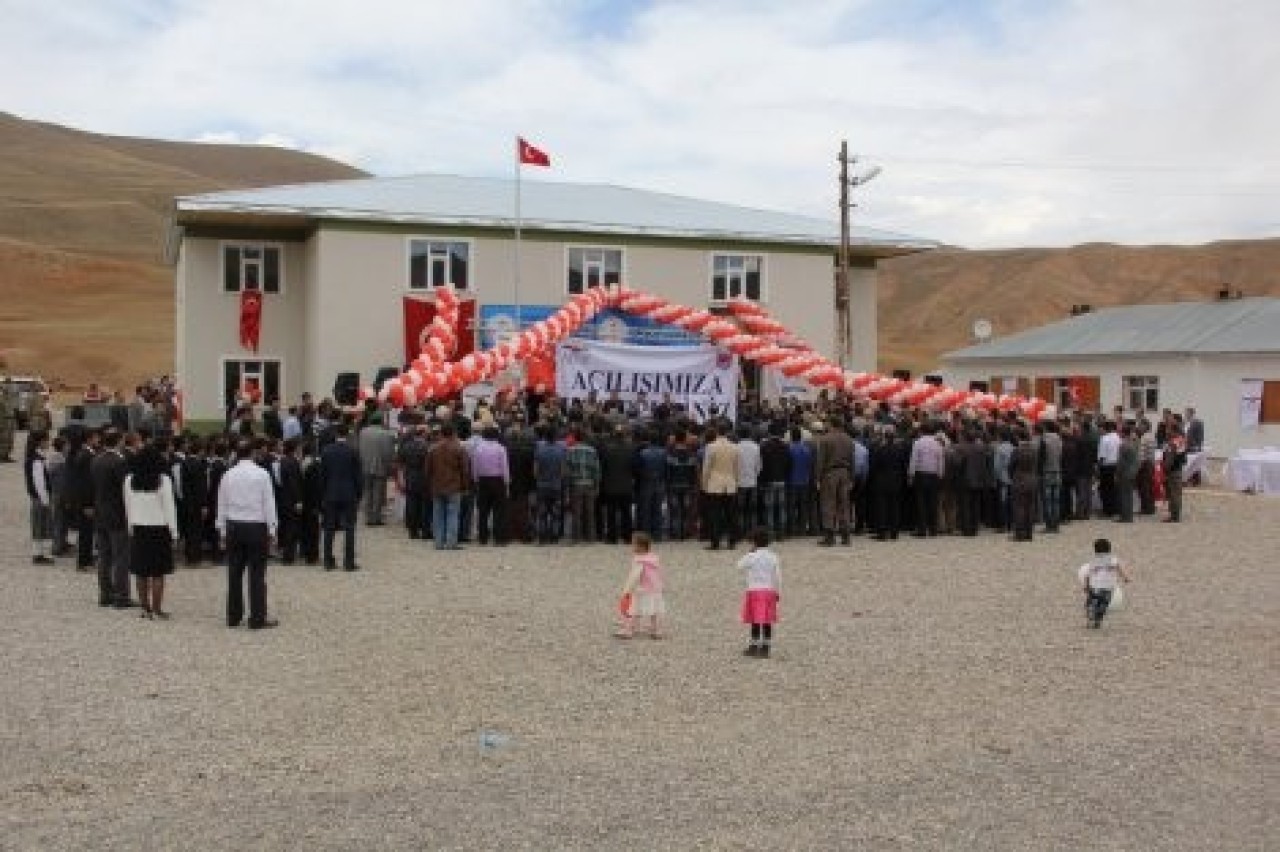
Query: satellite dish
xmin=972 ymin=319 xmax=993 ymax=341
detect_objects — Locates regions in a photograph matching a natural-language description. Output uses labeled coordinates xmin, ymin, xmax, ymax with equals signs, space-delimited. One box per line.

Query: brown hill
xmin=2 ymin=113 xmax=1277 ymax=389
xmin=0 ymin=112 xmax=366 ymax=388
xmin=877 ymin=240 xmax=1280 ymax=374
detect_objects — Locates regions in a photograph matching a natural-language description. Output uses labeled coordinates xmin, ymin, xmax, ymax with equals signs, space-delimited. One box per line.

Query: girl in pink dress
xmin=739 ymin=528 xmax=781 ymax=658
xmin=615 ymin=532 xmax=665 ymax=639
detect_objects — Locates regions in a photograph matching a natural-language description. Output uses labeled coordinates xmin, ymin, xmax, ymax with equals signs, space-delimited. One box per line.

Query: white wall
xmin=179 ymin=237 xmax=309 ymax=420
xmin=180 ymin=223 xmax=857 ymax=419
xmin=941 ymin=353 xmax=1280 ymax=457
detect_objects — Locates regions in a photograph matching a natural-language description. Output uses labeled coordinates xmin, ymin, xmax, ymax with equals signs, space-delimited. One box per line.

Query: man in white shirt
xmin=735 ymin=428 xmax=762 ymax=536
xmin=217 ymin=440 xmax=279 ymax=629
xmin=1096 ymin=421 xmax=1121 ymax=518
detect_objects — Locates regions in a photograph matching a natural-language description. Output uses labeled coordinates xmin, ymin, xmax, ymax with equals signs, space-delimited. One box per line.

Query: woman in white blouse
xmin=123 ymin=443 xmax=180 ymax=619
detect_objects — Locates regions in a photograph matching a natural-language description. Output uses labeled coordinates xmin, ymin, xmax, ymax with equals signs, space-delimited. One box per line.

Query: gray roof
xmin=176 ymin=173 xmax=935 ymax=250
xmin=943 ymin=297 xmax=1280 ymax=361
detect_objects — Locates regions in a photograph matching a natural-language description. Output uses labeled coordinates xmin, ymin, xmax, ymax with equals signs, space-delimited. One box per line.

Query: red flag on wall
xmin=403 ymin=296 xmax=478 ymax=365
xmin=403 ymin=296 xmax=436 ymax=364
xmin=239 ymin=289 xmax=262 ymax=352
xmin=517 ymin=137 xmax=551 ymax=167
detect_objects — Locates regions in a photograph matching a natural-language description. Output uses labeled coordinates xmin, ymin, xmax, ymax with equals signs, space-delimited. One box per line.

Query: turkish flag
xmin=518 ymin=137 xmax=551 ymax=167
xmin=402 ymin=296 xmax=477 ymax=364
xmin=240 ymin=289 xmax=262 ymax=352
xmin=403 ymin=296 xmax=436 ymax=364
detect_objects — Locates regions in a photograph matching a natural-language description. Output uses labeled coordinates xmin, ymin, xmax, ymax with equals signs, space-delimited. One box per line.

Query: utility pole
xmin=836 ymin=141 xmax=852 ymax=369
xmin=835 ymin=141 xmax=881 ymax=370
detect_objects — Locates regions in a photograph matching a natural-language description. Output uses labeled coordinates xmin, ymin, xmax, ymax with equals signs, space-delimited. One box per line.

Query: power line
xmin=862 ymin=153 xmax=1280 ymax=176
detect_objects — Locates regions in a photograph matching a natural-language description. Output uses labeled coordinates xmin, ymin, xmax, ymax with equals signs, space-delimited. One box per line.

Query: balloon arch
xmin=371 ymin=285 xmax=1050 ymax=421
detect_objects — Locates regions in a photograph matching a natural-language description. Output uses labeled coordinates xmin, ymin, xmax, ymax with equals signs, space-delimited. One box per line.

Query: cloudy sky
xmin=3 ymin=0 xmax=1275 ymax=248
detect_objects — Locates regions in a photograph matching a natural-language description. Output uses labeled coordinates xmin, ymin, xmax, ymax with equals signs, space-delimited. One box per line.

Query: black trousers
xmin=226 ymin=521 xmax=269 ymax=627
xmin=278 ymin=509 xmax=300 ymax=562
xmin=404 ymin=487 xmax=428 ymax=538
xmin=322 ymin=499 xmax=357 ymax=567
xmin=601 ymin=493 xmax=633 ymax=543
xmin=914 ymin=473 xmax=940 ymax=535
xmin=1086 ymin=588 xmax=1113 ymax=625
xmin=475 ymin=477 xmax=508 ymax=544
xmin=75 ymin=508 xmax=95 ymax=568
xmin=1098 ymin=465 xmax=1117 ymax=517
xmin=705 ymin=493 xmax=738 ymax=547
xmin=959 ymin=487 xmax=983 ymax=536
xmin=181 ymin=502 xmax=205 ymax=563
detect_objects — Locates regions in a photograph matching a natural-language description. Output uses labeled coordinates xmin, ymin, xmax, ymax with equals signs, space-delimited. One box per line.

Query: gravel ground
xmin=0 ymin=457 xmax=1275 ymax=851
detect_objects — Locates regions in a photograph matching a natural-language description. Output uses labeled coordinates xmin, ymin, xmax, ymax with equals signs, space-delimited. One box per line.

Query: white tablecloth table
xmin=1225 ymin=450 xmax=1280 ymax=496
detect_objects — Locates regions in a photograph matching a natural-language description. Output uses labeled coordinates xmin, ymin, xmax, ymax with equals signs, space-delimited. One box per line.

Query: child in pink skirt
xmin=615 ymin=532 xmax=665 ymax=639
xmin=739 ymin=528 xmax=781 ymax=658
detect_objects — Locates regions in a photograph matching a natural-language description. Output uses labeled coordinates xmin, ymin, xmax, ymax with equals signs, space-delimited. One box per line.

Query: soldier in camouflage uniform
xmin=25 ymin=391 xmax=52 ymax=434
xmin=0 ymin=382 xmax=16 ymax=462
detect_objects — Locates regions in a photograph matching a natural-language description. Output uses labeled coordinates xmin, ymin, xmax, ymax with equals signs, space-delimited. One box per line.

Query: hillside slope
xmin=0 ymin=112 xmax=366 ymax=386
xmin=1 ymin=113 xmax=1276 ymax=389
xmin=878 ymin=240 xmax=1280 ymax=373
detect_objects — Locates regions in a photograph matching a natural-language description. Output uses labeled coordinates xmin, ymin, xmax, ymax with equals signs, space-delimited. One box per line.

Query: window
xmin=711 ymin=254 xmax=763 ymax=302
xmin=223 ymin=358 xmax=282 ymax=409
xmin=409 ymin=240 xmax=470 ymax=291
xmin=1123 ymin=375 xmax=1160 ymax=411
xmin=1262 ymin=380 xmax=1280 ymax=425
xmin=223 ymin=244 xmax=281 ymax=293
xmin=566 ymin=247 xmax=622 ymax=295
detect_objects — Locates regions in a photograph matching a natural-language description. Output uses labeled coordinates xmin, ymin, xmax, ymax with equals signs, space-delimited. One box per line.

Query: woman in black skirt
xmin=123 ymin=443 xmax=180 ymax=618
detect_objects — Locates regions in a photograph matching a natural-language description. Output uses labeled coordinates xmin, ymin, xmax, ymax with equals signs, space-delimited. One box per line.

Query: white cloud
xmin=2 ymin=0 xmax=1277 ymax=247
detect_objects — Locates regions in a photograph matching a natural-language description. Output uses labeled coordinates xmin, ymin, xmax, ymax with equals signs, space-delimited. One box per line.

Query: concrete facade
xmin=941 ymin=353 xmax=1280 ymax=458
xmin=176 ymin=222 xmax=859 ymax=421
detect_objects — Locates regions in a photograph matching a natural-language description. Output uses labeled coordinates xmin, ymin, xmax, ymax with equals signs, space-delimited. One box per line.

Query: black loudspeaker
xmin=968 ymin=380 xmax=990 ymax=393
xmin=892 ymin=369 xmax=912 ymax=381
xmin=373 ymin=366 xmax=399 ymax=392
xmin=924 ymin=374 xmax=944 ymax=387
xmin=333 ymin=372 xmax=360 ymax=406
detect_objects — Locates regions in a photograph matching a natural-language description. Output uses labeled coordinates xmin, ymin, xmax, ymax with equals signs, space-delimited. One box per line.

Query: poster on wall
xmin=555 ymin=339 xmax=739 ymax=422
xmin=1240 ymin=379 xmax=1264 ymax=430
xmin=761 ymin=365 xmax=820 ymax=403
xmin=404 ymin=296 xmax=476 ymax=365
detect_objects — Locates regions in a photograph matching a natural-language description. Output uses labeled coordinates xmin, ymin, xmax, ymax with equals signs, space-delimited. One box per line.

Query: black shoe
xmin=818 ymin=536 xmax=835 ymax=547
xmin=911 ymin=531 xmax=927 ymax=538
xmin=840 ymin=534 xmax=851 ymax=545
xmin=113 ymin=599 xmax=138 ymax=609
xmin=757 ymin=645 xmax=771 ymax=658
xmin=343 ymin=564 xmax=361 ymax=572
xmin=227 ymin=621 xmax=242 ymax=628
xmin=32 ymin=555 xmax=54 ymax=565
xmin=99 ymin=597 xmax=112 ymax=608
xmin=742 ymin=645 xmax=759 ymax=657
xmin=705 ymin=543 xmax=721 ymax=551
xmin=323 ymin=561 xmax=337 ymax=571
xmin=248 ymin=619 xmax=279 ymax=630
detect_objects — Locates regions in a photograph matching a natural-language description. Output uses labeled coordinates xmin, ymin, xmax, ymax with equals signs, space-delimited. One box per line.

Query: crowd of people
xmin=15 ymin=383 xmax=1198 ymax=632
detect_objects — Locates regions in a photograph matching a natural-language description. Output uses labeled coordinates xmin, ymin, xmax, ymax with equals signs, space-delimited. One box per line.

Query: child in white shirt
xmin=1078 ymin=538 xmax=1132 ymax=629
xmin=738 ymin=528 xmax=781 ymax=658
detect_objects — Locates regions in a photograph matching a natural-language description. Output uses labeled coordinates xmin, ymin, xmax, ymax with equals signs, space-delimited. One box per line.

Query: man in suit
xmin=90 ymin=428 xmax=133 ymax=607
xmin=357 ymin=414 xmax=396 ymax=526
xmin=179 ymin=438 xmax=210 ymax=565
xmin=700 ymin=425 xmax=739 ymax=550
xmin=1008 ymin=428 xmax=1038 ymax=542
xmin=814 ymin=416 xmax=855 ymax=546
xmin=276 ymin=438 xmax=304 ymax=564
xmin=956 ymin=430 xmax=987 ymax=537
xmin=319 ymin=424 xmax=363 ymax=570
xmin=1114 ymin=425 xmax=1139 ymax=523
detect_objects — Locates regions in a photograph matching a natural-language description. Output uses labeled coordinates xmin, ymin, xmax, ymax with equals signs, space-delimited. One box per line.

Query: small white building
xmin=169 ymin=174 xmax=934 ymax=423
xmin=940 ymin=296 xmax=1280 ymax=458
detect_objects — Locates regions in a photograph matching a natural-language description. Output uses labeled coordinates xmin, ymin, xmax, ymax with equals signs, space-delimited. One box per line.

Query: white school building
xmin=168 ymin=173 xmax=935 ymax=422
xmin=939 ymin=296 xmax=1280 ymax=458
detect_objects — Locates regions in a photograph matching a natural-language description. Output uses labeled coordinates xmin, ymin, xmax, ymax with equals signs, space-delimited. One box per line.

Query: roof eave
xmin=174 ymin=201 xmax=938 ymax=253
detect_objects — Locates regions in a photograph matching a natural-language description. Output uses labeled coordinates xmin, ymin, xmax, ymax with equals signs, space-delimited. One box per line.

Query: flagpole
xmin=514 ymin=136 xmax=522 ymax=340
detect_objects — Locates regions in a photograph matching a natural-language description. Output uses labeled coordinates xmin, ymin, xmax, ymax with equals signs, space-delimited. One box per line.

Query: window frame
xmin=709 ymin=252 xmax=767 ymax=304
xmin=221 ymin=356 xmax=284 ymax=410
xmin=406 ymin=237 xmax=475 ymax=293
xmin=221 ymin=241 xmax=284 ymax=294
xmin=564 ymin=245 xmax=625 ymax=296
xmin=1122 ymin=375 xmax=1160 ymax=412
